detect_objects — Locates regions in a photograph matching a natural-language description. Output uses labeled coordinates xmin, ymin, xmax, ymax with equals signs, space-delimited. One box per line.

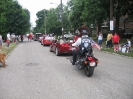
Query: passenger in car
xmin=60 ymin=39 xmax=64 ymax=43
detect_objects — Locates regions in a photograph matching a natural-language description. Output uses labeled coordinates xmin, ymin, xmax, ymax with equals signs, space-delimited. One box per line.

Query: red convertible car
xmin=41 ymin=36 xmax=55 ymax=46
xmin=49 ymin=37 xmax=75 ymax=56
xmin=38 ymin=36 xmax=43 ymax=42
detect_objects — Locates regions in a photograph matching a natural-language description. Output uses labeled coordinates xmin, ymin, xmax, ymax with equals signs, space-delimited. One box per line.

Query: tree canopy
xmin=0 ymin=0 xmax=31 ymax=38
xmin=1 ymin=0 xmax=132 ymax=38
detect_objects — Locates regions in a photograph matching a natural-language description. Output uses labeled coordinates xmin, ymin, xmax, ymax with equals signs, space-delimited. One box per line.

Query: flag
xmin=90 ymin=38 xmax=101 ymax=50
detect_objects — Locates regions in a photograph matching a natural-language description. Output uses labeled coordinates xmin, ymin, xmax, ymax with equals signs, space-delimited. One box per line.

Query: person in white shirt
xmin=7 ymin=32 xmax=11 ymax=41
xmin=127 ymin=39 xmax=131 ymax=47
xmin=125 ymin=39 xmax=131 ymax=52
xmin=97 ymin=32 xmax=103 ymax=48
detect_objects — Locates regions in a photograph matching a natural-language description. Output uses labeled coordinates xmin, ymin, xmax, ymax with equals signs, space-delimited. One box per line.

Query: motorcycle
xmin=70 ymin=47 xmax=99 ymax=77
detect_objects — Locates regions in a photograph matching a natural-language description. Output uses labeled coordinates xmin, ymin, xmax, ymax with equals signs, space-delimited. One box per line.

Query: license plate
xmin=70 ymin=47 xmax=76 ymax=50
xmin=90 ymin=62 xmax=96 ymax=66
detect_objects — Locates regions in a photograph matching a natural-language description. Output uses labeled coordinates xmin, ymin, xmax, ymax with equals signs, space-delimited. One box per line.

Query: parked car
xmin=64 ymin=34 xmax=74 ymax=38
xmin=38 ymin=36 xmax=43 ymax=42
xmin=34 ymin=33 xmax=43 ymax=41
xmin=41 ymin=36 xmax=55 ymax=46
xmin=49 ymin=37 xmax=75 ymax=56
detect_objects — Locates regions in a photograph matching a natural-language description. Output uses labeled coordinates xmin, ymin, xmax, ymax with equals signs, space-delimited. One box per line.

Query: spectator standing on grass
xmin=112 ymin=32 xmax=120 ymax=52
xmin=0 ymin=35 xmax=3 ymax=51
xmin=7 ymin=32 xmax=11 ymax=41
xmin=6 ymin=38 xmax=10 ymax=49
xmin=28 ymin=33 xmax=32 ymax=41
xmin=106 ymin=31 xmax=113 ymax=48
xmin=11 ymin=33 xmax=16 ymax=43
xmin=16 ymin=35 xmax=19 ymax=43
xmin=21 ymin=35 xmax=24 ymax=42
xmin=97 ymin=32 xmax=103 ymax=48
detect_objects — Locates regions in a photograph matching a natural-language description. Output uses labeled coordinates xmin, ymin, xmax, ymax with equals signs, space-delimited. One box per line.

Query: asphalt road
xmin=0 ymin=39 xmax=133 ymax=99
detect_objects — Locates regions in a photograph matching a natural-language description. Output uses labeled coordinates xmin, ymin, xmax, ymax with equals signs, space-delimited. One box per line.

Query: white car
xmin=64 ymin=34 xmax=74 ymax=38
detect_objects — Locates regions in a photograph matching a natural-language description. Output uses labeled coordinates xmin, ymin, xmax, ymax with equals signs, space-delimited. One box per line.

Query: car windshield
xmin=60 ymin=37 xmax=73 ymax=43
xmin=64 ymin=34 xmax=73 ymax=38
xmin=45 ymin=36 xmax=55 ymax=40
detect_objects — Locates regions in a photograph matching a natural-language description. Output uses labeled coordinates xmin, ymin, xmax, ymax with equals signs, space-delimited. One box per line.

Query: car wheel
xmin=43 ymin=42 xmax=45 ymax=46
xmin=55 ymin=47 xmax=60 ymax=56
xmin=41 ymin=41 xmax=43 ymax=45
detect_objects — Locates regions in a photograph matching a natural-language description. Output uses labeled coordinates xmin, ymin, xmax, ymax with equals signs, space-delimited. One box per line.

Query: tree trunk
xmin=98 ymin=23 xmax=101 ymax=34
xmin=115 ymin=15 xmax=120 ymax=34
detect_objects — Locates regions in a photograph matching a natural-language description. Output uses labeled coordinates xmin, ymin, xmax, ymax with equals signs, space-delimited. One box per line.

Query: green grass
xmin=102 ymin=48 xmax=133 ymax=57
xmin=0 ymin=43 xmax=18 ymax=55
xmin=91 ymin=37 xmax=133 ymax=58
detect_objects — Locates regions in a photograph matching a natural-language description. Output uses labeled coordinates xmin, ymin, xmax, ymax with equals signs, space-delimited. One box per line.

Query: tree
xmin=0 ymin=0 xmax=31 ymax=38
xmin=0 ymin=0 xmax=13 ymax=36
xmin=34 ymin=10 xmax=46 ymax=33
xmin=5 ymin=1 xmax=31 ymax=35
xmin=34 ymin=4 xmax=71 ymax=36
xmin=67 ymin=0 xmax=110 ymax=34
xmin=68 ymin=0 xmax=84 ymax=31
xmin=113 ymin=0 xmax=133 ymax=33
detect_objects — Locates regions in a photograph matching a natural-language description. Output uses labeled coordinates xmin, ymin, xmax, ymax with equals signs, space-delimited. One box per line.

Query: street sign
xmin=110 ymin=20 xmax=114 ymax=30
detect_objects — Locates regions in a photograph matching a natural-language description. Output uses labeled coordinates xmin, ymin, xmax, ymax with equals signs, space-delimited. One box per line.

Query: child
xmin=124 ymin=39 xmax=131 ymax=52
xmin=97 ymin=32 xmax=103 ymax=48
xmin=6 ymin=38 xmax=10 ymax=48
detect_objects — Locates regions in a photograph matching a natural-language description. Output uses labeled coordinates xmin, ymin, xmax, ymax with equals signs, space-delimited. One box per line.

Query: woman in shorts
xmin=97 ymin=32 xmax=103 ymax=48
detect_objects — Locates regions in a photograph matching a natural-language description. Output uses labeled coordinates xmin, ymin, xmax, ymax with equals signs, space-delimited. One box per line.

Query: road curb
xmin=102 ymin=50 xmax=133 ymax=59
xmin=6 ymin=43 xmax=19 ymax=58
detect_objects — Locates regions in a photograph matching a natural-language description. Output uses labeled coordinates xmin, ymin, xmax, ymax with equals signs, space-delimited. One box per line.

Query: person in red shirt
xmin=6 ymin=38 xmax=10 ymax=48
xmin=112 ymin=32 xmax=120 ymax=52
xmin=28 ymin=33 xmax=32 ymax=41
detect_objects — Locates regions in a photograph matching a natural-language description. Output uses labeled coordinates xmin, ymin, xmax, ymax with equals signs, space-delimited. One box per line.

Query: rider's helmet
xmin=82 ymin=29 xmax=88 ymax=35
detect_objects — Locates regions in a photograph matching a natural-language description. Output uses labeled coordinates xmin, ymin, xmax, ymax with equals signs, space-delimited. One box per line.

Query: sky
xmin=17 ymin=0 xmax=68 ymax=27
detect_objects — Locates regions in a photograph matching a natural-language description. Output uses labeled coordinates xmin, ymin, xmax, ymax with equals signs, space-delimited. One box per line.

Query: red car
xmin=49 ymin=38 xmax=75 ymax=56
xmin=41 ymin=36 xmax=55 ymax=46
xmin=38 ymin=36 xmax=43 ymax=42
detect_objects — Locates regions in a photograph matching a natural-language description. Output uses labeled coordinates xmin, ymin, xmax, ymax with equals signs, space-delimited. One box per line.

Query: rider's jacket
xmin=72 ymin=35 xmax=88 ymax=47
xmin=72 ymin=35 xmax=101 ymax=50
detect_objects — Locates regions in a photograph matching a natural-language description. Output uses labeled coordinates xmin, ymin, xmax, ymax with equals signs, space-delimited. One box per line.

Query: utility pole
xmin=110 ymin=0 xmax=114 ymax=32
xmin=60 ymin=0 xmax=64 ymax=37
xmin=44 ymin=10 xmax=46 ymax=34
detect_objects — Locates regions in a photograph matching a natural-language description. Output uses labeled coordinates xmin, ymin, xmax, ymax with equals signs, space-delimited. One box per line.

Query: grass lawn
xmin=0 ymin=43 xmax=18 ymax=56
xmin=92 ymin=37 xmax=133 ymax=58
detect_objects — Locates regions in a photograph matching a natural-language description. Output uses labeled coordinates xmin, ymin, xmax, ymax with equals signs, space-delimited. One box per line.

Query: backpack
xmin=79 ymin=37 xmax=92 ymax=55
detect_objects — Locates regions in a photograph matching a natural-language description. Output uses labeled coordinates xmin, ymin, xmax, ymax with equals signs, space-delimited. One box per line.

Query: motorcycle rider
xmin=71 ymin=29 xmax=100 ymax=65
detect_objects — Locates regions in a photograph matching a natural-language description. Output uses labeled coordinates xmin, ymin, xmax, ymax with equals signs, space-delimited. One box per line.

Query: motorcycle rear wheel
xmin=84 ymin=66 xmax=94 ymax=77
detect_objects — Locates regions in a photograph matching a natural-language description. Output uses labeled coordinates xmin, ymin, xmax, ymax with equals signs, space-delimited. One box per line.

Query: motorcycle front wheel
xmin=84 ymin=66 xmax=95 ymax=77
